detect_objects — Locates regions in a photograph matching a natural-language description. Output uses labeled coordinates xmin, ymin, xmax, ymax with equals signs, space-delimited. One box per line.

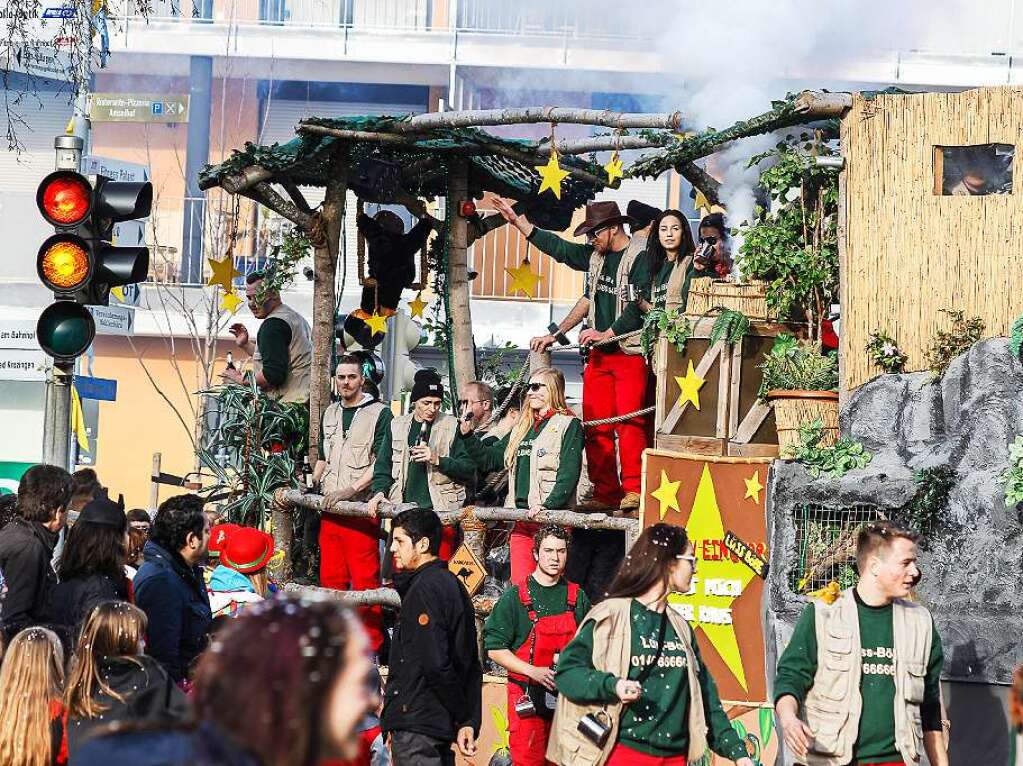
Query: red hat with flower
xmin=209 ymin=523 xmax=241 ymax=558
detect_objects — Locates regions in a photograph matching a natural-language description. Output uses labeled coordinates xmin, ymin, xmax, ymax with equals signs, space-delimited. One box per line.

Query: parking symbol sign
xmin=151 ymin=101 xmax=163 ymax=116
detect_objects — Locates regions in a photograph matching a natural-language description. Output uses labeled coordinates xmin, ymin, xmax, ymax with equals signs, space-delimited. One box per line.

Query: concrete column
xmin=180 ymin=55 xmax=213 ymax=284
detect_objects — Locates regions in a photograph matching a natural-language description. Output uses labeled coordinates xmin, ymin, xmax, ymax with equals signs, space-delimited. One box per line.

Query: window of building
xmin=934 ymin=143 xmax=1014 ymax=195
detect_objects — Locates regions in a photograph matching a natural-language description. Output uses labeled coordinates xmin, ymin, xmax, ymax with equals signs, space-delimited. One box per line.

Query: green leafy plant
xmin=477 ymin=342 xmax=521 ymax=390
xmin=709 ymin=308 xmax=750 ymax=348
xmin=641 ymin=307 xmax=693 ymax=356
xmin=1010 ymin=314 xmax=1023 ymax=359
xmin=785 ymin=419 xmax=872 ymax=478
xmin=196 ymin=380 xmax=308 ymax=527
xmin=866 ymin=330 xmax=908 ymax=374
xmin=758 ymin=334 xmax=838 ymax=397
xmin=254 ymin=227 xmax=310 ymax=303
xmin=924 ymin=309 xmax=985 ymax=376
xmin=1002 ymin=436 xmax=1023 ymax=507
xmin=896 ymin=465 xmax=955 ymax=534
xmin=737 ymin=133 xmax=840 ymax=343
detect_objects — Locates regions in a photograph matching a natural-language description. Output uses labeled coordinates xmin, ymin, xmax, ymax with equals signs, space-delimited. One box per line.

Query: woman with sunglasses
xmin=462 ymin=367 xmax=583 ymax=585
xmin=695 ymin=212 xmax=733 ymax=278
xmin=548 ymin=523 xmax=754 ymax=766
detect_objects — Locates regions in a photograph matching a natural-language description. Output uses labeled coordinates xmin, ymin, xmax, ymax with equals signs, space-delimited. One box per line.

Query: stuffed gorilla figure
xmin=343 ymin=209 xmax=434 ymax=349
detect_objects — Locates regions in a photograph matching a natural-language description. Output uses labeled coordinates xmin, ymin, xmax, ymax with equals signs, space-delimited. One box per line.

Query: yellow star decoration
xmin=505 ymin=261 xmax=544 ymax=298
xmin=675 ymin=360 xmax=706 ymax=411
xmin=207 ymin=255 xmax=241 ymax=293
xmin=604 ymin=152 xmax=624 ymax=185
xmin=669 ymin=464 xmax=755 ymax=691
xmin=534 ymin=151 xmax=571 ymax=199
xmin=364 ymin=311 xmax=389 ymax=335
xmin=650 ymin=469 xmax=682 ymax=521
xmin=220 ymin=290 xmax=243 ymax=314
xmin=743 ymin=470 xmax=764 ymax=504
xmin=408 ymin=292 xmax=428 ymax=319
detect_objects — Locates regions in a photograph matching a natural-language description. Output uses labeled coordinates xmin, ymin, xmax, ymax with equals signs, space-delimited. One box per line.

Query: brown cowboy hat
xmin=572 ymin=201 xmax=634 ymax=237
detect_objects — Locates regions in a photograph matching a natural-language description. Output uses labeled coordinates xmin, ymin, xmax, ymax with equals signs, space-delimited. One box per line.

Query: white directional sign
xmin=0 ymin=320 xmax=47 ymax=381
xmin=89 ymin=94 xmax=190 ymax=123
xmin=82 ymin=155 xmax=150 ymax=183
xmin=88 ymin=306 xmax=135 ymax=336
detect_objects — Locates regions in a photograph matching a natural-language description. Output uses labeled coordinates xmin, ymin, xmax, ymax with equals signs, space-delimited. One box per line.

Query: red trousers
xmin=509 ymin=521 xmax=540 ymax=586
xmin=606 ymin=744 xmax=686 ymax=766
xmin=321 ymin=725 xmax=381 ymax=766
xmin=507 ymin=684 xmax=554 ymax=766
xmin=319 ymin=515 xmax=383 ymax=653
xmin=582 ymin=349 xmax=650 ymax=504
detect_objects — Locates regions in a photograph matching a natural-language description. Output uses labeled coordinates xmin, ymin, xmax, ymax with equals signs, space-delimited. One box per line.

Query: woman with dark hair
xmin=695 ymin=212 xmax=733 ymax=277
xmin=47 ymin=492 xmax=131 ymax=644
xmin=548 ymin=524 xmax=754 ymax=766
xmin=74 ymin=595 xmax=378 ymax=766
xmin=641 ymin=209 xmax=699 ymax=313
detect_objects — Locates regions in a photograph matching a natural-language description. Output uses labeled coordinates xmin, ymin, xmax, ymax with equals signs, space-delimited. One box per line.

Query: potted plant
xmin=759 ymin=334 xmax=839 ymax=450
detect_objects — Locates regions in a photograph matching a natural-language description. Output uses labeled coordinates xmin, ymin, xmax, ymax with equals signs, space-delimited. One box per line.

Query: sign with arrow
xmin=447 ymin=544 xmax=486 ymax=597
xmin=89 ymin=93 xmax=190 ymax=123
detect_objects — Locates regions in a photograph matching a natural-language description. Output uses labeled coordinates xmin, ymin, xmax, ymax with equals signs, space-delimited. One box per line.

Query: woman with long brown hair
xmin=462 ymin=367 xmax=583 ymax=584
xmin=549 ymin=524 xmax=754 ymax=766
xmin=0 ymin=627 xmax=67 ymax=766
xmin=64 ymin=601 xmax=186 ymax=758
xmin=641 ymin=209 xmax=699 ymax=313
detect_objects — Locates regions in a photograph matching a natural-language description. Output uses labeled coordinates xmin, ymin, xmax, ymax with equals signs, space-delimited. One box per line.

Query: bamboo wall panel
xmin=841 ymin=87 xmax=1023 ymax=391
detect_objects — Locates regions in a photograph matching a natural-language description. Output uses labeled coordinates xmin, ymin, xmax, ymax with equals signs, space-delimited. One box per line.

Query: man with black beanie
xmin=368 ymin=369 xmax=475 ymax=560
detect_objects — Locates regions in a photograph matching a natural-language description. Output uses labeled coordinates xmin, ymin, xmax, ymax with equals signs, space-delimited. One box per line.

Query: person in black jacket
xmin=382 ymin=507 xmax=482 ymax=766
xmin=134 ymin=494 xmax=212 ymax=683
xmin=47 ymin=491 xmax=131 ymax=646
xmin=65 ymin=600 xmax=188 ymax=757
xmin=0 ymin=464 xmax=72 ymax=641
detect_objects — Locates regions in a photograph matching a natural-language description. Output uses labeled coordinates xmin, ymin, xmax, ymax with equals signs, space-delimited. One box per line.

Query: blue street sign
xmin=42 ymin=6 xmax=76 ymax=18
xmin=75 ymin=376 xmax=117 ymax=402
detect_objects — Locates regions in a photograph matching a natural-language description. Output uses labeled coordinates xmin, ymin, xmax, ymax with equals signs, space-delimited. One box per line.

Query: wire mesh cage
xmin=789 ymin=504 xmax=881 ymax=593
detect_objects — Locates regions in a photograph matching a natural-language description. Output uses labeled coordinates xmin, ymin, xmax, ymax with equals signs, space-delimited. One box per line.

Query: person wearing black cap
xmin=368 ymin=369 xmax=476 ymax=560
xmin=47 ymin=490 xmax=131 ymax=645
xmin=492 ymin=197 xmax=653 ymax=518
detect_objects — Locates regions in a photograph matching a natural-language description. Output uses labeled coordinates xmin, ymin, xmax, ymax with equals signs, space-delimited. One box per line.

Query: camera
xmin=514 ymin=695 xmax=537 ymax=719
xmin=577 ymin=711 xmax=612 ymax=747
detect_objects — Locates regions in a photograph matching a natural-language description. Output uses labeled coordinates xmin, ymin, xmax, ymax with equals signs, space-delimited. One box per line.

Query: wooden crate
xmin=654 ymin=318 xmax=788 ymax=458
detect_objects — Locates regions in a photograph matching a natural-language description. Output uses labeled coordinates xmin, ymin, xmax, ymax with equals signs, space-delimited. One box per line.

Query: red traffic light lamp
xmin=36 ymin=171 xmax=93 ymax=227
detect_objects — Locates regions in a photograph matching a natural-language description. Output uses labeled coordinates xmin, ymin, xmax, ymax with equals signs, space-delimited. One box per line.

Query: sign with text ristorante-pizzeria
xmin=640 ymin=449 xmax=772 ymax=703
xmin=89 ymin=93 xmax=190 ymax=123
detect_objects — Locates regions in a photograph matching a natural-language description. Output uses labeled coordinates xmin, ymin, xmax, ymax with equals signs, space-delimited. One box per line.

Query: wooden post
xmin=149 ymin=453 xmax=161 ymax=511
xmin=446 ymin=157 xmax=476 ymax=397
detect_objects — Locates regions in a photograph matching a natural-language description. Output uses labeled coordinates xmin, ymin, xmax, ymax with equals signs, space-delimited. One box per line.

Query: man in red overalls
xmin=482 ymin=525 xmax=592 ymax=766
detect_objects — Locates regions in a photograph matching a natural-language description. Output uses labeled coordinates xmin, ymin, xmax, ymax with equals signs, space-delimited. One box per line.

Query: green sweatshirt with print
xmin=483 ymin=576 xmax=592 ymax=654
xmin=555 ymin=599 xmax=748 ymax=760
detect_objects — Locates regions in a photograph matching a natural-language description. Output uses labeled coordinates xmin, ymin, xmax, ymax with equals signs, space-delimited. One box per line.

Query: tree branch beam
xmin=536 ymin=135 xmax=672 ymax=156
xmin=239 ymin=182 xmax=312 ymax=230
xmin=396 ymin=107 xmax=684 ymax=132
xmin=277 ymin=176 xmax=314 ymax=216
xmin=679 ymin=161 xmax=722 ymax=206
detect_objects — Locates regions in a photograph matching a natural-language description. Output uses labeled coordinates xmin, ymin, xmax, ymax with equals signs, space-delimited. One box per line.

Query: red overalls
xmin=506 ymin=581 xmax=581 ymax=766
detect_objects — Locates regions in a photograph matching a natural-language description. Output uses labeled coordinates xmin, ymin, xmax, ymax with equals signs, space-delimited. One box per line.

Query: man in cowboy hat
xmin=493 ymin=197 xmax=651 ymax=600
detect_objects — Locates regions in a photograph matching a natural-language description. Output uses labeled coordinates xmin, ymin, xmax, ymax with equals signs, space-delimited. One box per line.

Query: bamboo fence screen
xmin=840 ymin=87 xmax=1023 ymax=391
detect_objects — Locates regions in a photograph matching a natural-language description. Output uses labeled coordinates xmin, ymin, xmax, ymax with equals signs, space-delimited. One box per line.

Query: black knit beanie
xmin=410 ymin=368 xmax=444 ymax=402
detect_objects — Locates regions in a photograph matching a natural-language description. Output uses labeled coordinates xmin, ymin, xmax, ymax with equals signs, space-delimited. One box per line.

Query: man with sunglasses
xmin=492 ymin=198 xmax=650 ymax=516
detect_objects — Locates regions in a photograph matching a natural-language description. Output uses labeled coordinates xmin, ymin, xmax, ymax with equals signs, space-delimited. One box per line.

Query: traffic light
xmin=35 ymin=170 xmax=152 ymax=362
xmin=386 ymin=310 xmax=423 ymax=399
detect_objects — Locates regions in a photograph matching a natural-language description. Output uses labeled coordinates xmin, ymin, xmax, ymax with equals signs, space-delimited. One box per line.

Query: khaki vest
xmin=503 ymin=412 xmax=578 ymax=510
xmin=802 ymin=588 xmax=933 ymax=766
xmin=321 ymin=400 xmax=387 ymax=499
xmin=252 ymin=303 xmax=312 ymax=404
xmin=662 ymin=255 xmax=694 ymax=312
xmin=586 ymin=233 xmax=646 ymax=355
xmin=547 ymin=598 xmax=708 ymax=766
xmin=388 ymin=412 xmax=466 ymax=512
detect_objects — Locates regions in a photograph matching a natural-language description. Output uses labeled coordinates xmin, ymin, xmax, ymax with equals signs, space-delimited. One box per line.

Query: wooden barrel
xmin=686 ymin=277 xmax=770 ymax=320
xmin=767 ymin=390 xmax=840 ymax=451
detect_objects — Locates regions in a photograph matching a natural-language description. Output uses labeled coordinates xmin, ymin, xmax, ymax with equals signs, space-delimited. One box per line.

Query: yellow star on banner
xmin=693 ymin=189 xmax=710 ymax=211
xmin=110 ymin=286 xmax=126 ymax=303
xmin=604 ymin=152 xmax=623 ymax=185
xmin=207 ymin=255 xmax=241 ymax=293
xmin=220 ymin=290 xmax=243 ymax=314
xmin=650 ymin=469 xmax=682 ymax=520
xmin=743 ymin=470 xmax=764 ymax=504
xmin=408 ymin=292 xmax=428 ymax=319
xmin=675 ymin=360 xmax=705 ymax=411
xmin=535 ymin=151 xmax=571 ymax=199
xmin=670 ymin=464 xmax=755 ymax=691
xmin=505 ymin=261 xmax=544 ymax=298
xmin=364 ymin=311 xmax=389 ymax=335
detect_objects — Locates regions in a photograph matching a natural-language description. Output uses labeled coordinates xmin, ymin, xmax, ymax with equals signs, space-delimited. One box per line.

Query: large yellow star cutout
xmin=220 ymin=290 xmax=243 ymax=314
xmin=670 ymin=464 xmax=755 ymax=691
xmin=650 ymin=469 xmax=681 ymax=520
xmin=743 ymin=470 xmax=764 ymax=504
xmin=675 ymin=360 xmax=705 ymax=411
xmin=505 ymin=261 xmax=544 ymax=298
xmin=408 ymin=292 xmax=428 ymax=319
xmin=604 ymin=153 xmax=623 ymax=185
xmin=364 ymin=311 xmax=389 ymax=335
xmin=207 ymin=255 xmax=241 ymax=293
xmin=535 ymin=151 xmax=571 ymax=199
